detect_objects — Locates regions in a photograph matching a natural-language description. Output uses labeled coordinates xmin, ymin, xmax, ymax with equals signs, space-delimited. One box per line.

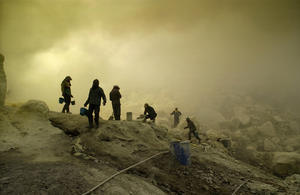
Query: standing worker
xmin=143 ymin=103 xmax=157 ymax=123
xmin=109 ymin=85 xmax=122 ymax=120
xmin=184 ymin=117 xmax=201 ymax=143
xmin=84 ymin=79 xmax=106 ymax=129
xmin=61 ymin=76 xmax=73 ymax=114
xmin=170 ymin=107 xmax=182 ymax=128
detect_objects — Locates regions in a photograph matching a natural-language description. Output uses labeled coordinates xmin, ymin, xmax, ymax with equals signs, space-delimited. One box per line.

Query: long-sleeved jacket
xmin=184 ymin=120 xmax=197 ymax=132
xmin=144 ymin=106 xmax=157 ymax=117
xmin=85 ymin=86 xmax=106 ymax=106
xmin=109 ymin=89 xmax=122 ymax=105
xmin=61 ymin=80 xmax=71 ymax=96
xmin=171 ymin=110 xmax=182 ymax=119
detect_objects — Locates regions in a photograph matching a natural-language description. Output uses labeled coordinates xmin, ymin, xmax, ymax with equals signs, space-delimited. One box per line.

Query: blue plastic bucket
xmin=176 ymin=141 xmax=191 ymax=166
xmin=80 ymin=107 xmax=88 ymax=116
xmin=169 ymin=141 xmax=180 ymax=157
xmin=59 ymin=97 xmax=65 ymax=104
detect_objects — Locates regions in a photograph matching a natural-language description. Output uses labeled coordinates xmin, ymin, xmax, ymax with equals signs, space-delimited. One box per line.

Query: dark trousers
xmin=112 ymin=104 xmax=121 ymax=120
xmin=145 ymin=114 xmax=156 ymax=121
xmin=189 ymin=130 xmax=201 ymax=141
xmin=88 ymin=104 xmax=100 ymax=125
xmin=62 ymin=94 xmax=71 ymax=113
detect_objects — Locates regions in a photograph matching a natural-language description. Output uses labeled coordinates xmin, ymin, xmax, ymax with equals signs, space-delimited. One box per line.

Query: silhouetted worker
xmin=61 ymin=76 xmax=73 ymax=114
xmin=184 ymin=117 xmax=201 ymax=143
xmin=143 ymin=103 xmax=157 ymax=123
xmin=170 ymin=107 xmax=182 ymax=128
xmin=109 ymin=85 xmax=122 ymax=120
xmin=84 ymin=79 xmax=106 ymax=129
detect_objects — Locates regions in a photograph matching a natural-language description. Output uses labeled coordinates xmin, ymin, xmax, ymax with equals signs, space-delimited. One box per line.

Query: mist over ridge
xmin=1 ymin=0 xmax=300 ymax=119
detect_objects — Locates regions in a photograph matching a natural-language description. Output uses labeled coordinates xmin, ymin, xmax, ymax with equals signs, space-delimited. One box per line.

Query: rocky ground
xmin=1 ymin=101 xmax=300 ymax=195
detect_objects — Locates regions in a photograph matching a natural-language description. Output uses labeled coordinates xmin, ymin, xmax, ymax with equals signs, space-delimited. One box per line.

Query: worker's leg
xmin=188 ymin=131 xmax=192 ymax=140
xmin=193 ymin=132 xmax=201 ymax=143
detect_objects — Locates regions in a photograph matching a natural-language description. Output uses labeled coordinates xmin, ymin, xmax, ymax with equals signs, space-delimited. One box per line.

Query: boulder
xmin=246 ymin=145 xmax=256 ymax=151
xmin=247 ymin=126 xmax=259 ymax=137
xmin=285 ymin=174 xmax=300 ymax=185
xmin=218 ymin=129 xmax=231 ymax=139
xmin=218 ymin=120 xmax=230 ymax=130
xmin=259 ymin=121 xmax=276 ymax=137
xmin=17 ymin=100 xmax=49 ymax=117
xmin=0 ymin=53 xmax=6 ymax=110
xmin=271 ymin=137 xmax=281 ymax=145
xmin=264 ymin=138 xmax=277 ymax=152
xmin=273 ymin=115 xmax=283 ymax=123
xmin=286 ymin=146 xmax=294 ymax=152
xmin=283 ymin=136 xmax=300 ymax=150
xmin=195 ymin=108 xmax=225 ymax=130
xmin=230 ymin=117 xmax=240 ymax=130
xmin=232 ymin=129 xmax=242 ymax=140
xmin=206 ymin=129 xmax=219 ymax=141
xmin=289 ymin=121 xmax=300 ymax=133
xmin=234 ymin=107 xmax=250 ymax=126
xmin=272 ymin=152 xmax=300 ymax=175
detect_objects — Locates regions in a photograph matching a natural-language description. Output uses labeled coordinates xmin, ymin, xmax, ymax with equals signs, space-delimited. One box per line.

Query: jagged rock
xmin=234 ymin=107 xmax=250 ymax=126
xmin=289 ymin=121 xmax=300 ymax=133
xmin=218 ymin=129 xmax=231 ymax=139
xmin=285 ymin=174 xmax=300 ymax=185
xmin=264 ymin=138 xmax=277 ymax=152
xmin=211 ymin=121 xmax=220 ymax=130
xmin=274 ymin=115 xmax=283 ymax=123
xmin=230 ymin=117 xmax=240 ymax=130
xmin=247 ymin=126 xmax=259 ymax=136
xmin=196 ymin=108 xmax=225 ymax=129
xmin=206 ymin=129 xmax=219 ymax=141
xmin=286 ymin=146 xmax=294 ymax=152
xmin=218 ymin=120 xmax=230 ymax=130
xmin=284 ymin=111 xmax=296 ymax=121
xmin=246 ymin=145 xmax=257 ymax=151
xmin=272 ymin=152 xmax=300 ymax=175
xmin=259 ymin=121 xmax=276 ymax=137
xmin=0 ymin=53 xmax=6 ymax=110
xmin=283 ymin=136 xmax=300 ymax=150
xmin=17 ymin=100 xmax=50 ymax=117
xmin=271 ymin=137 xmax=281 ymax=145
xmin=253 ymin=104 xmax=266 ymax=112
xmin=233 ymin=129 xmax=242 ymax=139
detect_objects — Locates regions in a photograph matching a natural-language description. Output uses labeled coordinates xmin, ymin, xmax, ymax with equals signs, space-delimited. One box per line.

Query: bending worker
xmin=143 ymin=103 xmax=157 ymax=123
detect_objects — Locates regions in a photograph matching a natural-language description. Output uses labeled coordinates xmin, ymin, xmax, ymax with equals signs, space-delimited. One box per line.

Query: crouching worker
xmin=184 ymin=117 xmax=201 ymax=143
xmin=143 ymin=103 xmax=157 ymax=123
xmin=84 ymin=79 xmax=106 ymax=129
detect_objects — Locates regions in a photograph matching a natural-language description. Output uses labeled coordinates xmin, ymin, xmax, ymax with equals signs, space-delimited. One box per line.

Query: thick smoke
xmin=1 ymin=0 xmax=300 ymax=118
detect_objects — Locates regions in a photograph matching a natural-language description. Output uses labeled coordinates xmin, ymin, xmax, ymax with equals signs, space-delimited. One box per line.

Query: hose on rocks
xmin=81 ymin=150 xmax=169 ymax=195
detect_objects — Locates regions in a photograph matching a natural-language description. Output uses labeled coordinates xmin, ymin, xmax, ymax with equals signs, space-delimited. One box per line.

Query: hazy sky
xmin=1 ymin=0 xmax=300 ymax=118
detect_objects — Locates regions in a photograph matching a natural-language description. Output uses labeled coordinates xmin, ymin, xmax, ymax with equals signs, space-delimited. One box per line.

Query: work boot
xmin=95 ymin=123 xmax=99 ymax=129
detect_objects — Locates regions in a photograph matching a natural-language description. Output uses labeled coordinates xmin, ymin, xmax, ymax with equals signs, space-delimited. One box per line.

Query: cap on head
xmin=186 ymin=117 xmax=190 ymax=121
xmin=144 ymin=103 xmax=149 ymax=108
xmin=93 ymin=79 xmax=99 ymax=86
xmin=114 ymin=85 xmax=120 ymax=89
